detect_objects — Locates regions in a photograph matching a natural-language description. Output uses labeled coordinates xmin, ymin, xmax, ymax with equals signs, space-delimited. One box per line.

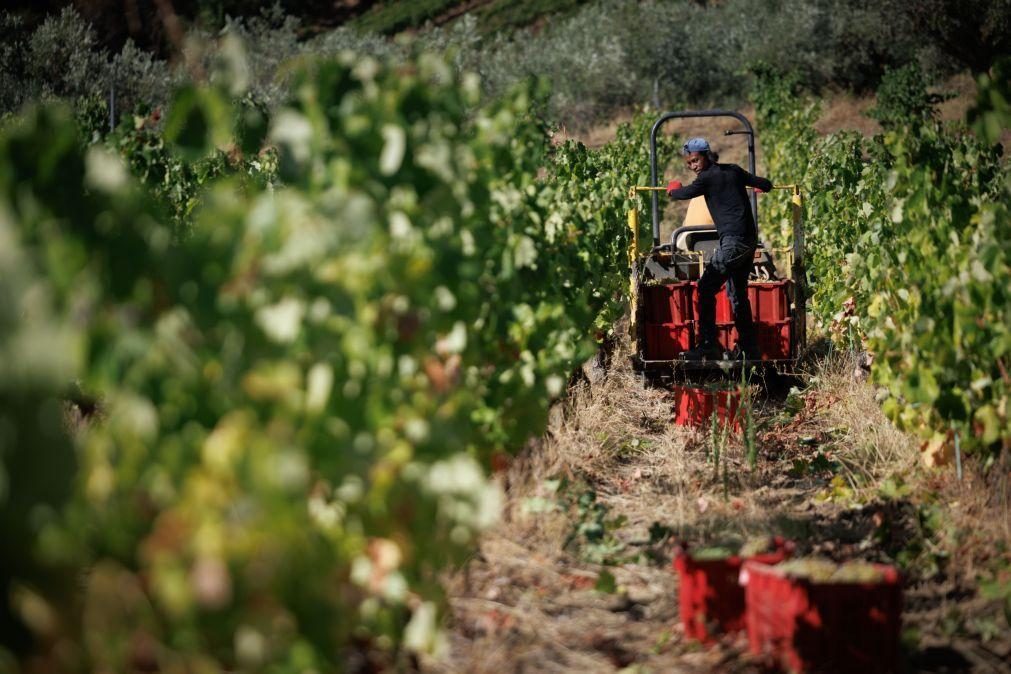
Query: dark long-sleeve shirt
xmin=668 ymin=163 xmax=772 ymax=242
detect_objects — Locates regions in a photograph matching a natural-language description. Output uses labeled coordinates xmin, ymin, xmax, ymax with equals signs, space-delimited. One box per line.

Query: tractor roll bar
xmin=648 ymin=110 xmax=758 ymax=248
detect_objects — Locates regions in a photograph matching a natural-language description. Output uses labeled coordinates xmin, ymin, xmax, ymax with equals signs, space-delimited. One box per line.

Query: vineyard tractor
xmin=627 ymin=110 xmax=807 ymax=390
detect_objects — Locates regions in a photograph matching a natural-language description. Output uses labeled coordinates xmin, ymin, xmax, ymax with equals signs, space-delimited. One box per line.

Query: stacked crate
xmin=639 ymin=280 xmax=793 ymax=360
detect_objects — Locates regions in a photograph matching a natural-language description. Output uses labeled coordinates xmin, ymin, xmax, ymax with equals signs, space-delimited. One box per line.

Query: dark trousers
xmin=698 ymin=236 xmax=758 ymax=350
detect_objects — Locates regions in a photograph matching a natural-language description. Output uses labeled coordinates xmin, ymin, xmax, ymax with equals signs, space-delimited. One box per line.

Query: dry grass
xmin=427 ymin=344 xmax=755 ymax=673
xmin=798 ymin=351 xmax=918 ymax=484
xmin=935 ymin=72 xmax=978 ymax=125
xmin=813 ymin=91 xmax=881 ymax=137
xmin=561 ymin=110 xmax=636 ymax=150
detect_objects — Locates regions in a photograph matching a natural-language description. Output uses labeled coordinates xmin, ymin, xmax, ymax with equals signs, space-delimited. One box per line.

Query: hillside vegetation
xmin=0 ymin=0 xmax=1009 ymax=671
xmin=4 ymin=0 xmax=1010 ymax=128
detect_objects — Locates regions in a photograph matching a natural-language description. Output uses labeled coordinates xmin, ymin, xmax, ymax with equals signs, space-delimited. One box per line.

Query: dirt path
xmin=428 ymin=341 xmax=1011 ymax=673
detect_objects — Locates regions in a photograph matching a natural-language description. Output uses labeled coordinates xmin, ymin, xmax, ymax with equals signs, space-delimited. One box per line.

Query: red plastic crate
xmin=756 ymin=319 xmax=792 ymax=360
xmin=690 ymin=280 xmax=792 ymax=335
xmin=749 ymin=281 xmax=792 ymax=322
xmin=641 ymin=283 xmax=694 ymax=326
xmin=641 ymin=281 xmax=793 ymax=360
xmin=687 ymin=282 xmax=733 ymax=323
xmin=743 ymin=561 xmax=903 ymax=673
xmin=672 ymin=538 xmax=794 ymax=644
xmin=708 ymin=319 xmax=791 ymax=360
xmin=672 ymin=385 xmax=741 ymax=430
xmin=670 ymin=282 xmax=694 ymax=325
xmin=643 ymin=323 xmax=693 ymax=360
xmin=714 ymin=324 xmax=737 ymax=354
xmin=642 ymin=285 xmax=671 ymax=324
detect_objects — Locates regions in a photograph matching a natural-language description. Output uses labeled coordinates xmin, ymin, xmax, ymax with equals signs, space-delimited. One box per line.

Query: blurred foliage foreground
xmin=0 ymin=49 xmax=661 ymax=671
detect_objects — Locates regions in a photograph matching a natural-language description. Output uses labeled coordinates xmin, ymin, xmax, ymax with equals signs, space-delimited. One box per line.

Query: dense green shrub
xmin=22 ymin=8 xmax=108 ymax=104
xmin=475 ymin=2 xmax=645 ymax=126
xmin=0 ymin=8 xmax=109 ymax=134
xmin=195 ymin=7 xmax=304 ymax=109
xmin=0 ymin=6 xmax=302 ymax=122
xmin=868 ymin=63 xmax=949 ymax=129
xmin=0 ymin=7 xmax=176 ymax=137
xmin=308 ymin=25 xmax=405 ymax=63
xmin=897 ymin=0 xmax=1011 ymax=74
xmin=733 ymin=0 xmax=922 ymax=92
xmin=106 ymin=40 xmax=180 ymax=124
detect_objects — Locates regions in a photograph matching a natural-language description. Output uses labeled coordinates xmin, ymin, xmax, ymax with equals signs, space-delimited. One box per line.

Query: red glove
xmin=666 ymin=180 xmax=683 ymax=195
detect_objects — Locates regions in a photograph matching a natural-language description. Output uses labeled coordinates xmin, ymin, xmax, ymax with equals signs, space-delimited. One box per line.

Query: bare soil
xmin=426 ymin=339 xmax=1011 ymax=673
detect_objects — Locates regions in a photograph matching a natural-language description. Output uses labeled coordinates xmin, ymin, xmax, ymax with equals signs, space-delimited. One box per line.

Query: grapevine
xmin=753 ymin=67 xmax=1010 ymax=464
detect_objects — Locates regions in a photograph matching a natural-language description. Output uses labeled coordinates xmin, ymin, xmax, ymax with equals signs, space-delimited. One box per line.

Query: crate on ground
xmin=672 ymin=537 xmax=794 ymax=643
xmin=672 ymin=384 xmax=741 ymax=430
xmin=743 ymin=560 xmax=903 ymax=673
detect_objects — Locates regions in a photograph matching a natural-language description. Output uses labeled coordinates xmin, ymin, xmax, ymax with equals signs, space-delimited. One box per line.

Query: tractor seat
xmin=671 ymin=225 xmax=719 ymax=259
xmin=669 ymin=197 xmax=779 ymax=280
xmin=673 ymin=196 xmax=719 ymax=260
xmin=671 ymin=226 xmax=779 ymax=280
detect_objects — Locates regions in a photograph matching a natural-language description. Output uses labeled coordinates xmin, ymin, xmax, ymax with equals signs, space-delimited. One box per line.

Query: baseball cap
xmin=682 ymin=137 xmax=710 ymax=154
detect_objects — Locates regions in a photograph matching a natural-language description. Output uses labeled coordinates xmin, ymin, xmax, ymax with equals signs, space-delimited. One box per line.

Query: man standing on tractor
xmin=666 ymin=137 xmax=773 ymax=360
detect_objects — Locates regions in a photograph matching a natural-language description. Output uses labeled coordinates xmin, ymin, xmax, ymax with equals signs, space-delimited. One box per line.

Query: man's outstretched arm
xmin=737 ymin=166 xmax=773 ymax=192
xmin=667 ymin=175 xmax=707 ymax=200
